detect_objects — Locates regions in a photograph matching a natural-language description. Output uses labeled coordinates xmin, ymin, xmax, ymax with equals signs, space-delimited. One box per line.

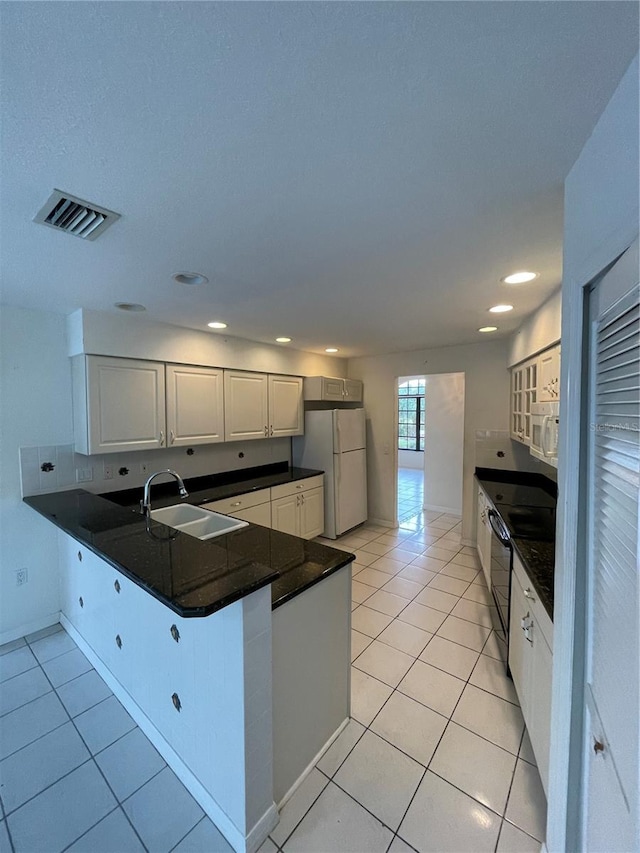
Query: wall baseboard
xmin=0 ymin=612 xmax=60 ymax=646
xmin=277 ymin=717 xmax=349 ymax=811
xmin=61 ymin=614 xmax=276 ymax=853
xmin=424 ymin=503 xmax=462 ymax=515
xmin=366 ymin=517 xmax=395 ymax=529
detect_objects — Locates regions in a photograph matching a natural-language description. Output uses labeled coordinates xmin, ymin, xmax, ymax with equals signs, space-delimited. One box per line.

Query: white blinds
xmin=589 ymin=282 xmax=639 ymax=809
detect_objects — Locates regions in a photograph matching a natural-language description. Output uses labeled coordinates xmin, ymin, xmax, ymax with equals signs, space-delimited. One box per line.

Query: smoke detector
xmin=34 ymin=189 xmax=120 ymax=240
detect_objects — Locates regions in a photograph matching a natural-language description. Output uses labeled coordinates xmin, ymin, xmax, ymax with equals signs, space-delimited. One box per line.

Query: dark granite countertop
xmin=102 ymin=462 xmax=324 ymax=510
xmin=475 ymin=468 xmax=556 ymax=619
xmin=25 ymin=483 xmax=354 ymax=618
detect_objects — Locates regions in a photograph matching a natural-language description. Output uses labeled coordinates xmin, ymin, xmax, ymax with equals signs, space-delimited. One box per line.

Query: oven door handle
xmin=487 ymin=509 xmax=511 ymax=546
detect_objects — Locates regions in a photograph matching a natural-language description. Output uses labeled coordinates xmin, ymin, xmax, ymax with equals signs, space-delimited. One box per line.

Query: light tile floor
xmin=0 ymin=508 xmax=547 ymax=853
xmin=397 ymin=468 xmax=423 ymax=522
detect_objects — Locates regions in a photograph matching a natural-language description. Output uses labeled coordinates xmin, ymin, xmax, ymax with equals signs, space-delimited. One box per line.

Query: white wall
xmin=70 ymin=308 xmax=348 ymax=377
xmin=423 ymin=373 xmax=464 ymax=515
xmin=508 ymin=288 xmax=562 ymax=367
xmin=0 ymin=305 xmax=74 ymax=641
xmin=548 ymin=54 xmax=639 ymax=853
xmin=348 ymin=338 xmax=512 ymax=542
xmin=398 ymin=450 xmax=423 ymax=470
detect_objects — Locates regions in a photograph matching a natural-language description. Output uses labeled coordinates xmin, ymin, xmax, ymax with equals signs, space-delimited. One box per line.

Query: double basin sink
xmin=150 ymin=503 xmax=248 ymax=541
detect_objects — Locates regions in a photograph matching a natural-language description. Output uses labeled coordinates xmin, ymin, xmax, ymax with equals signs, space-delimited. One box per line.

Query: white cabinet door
xmin=268 ymin=375 xmax=303 ymax=438
xmin=223 ymin=371 xmax=268 ymax=441
xmin=344 ymin=379 xmax=363 ymax=402
xmin=510 ymin=366 xmax=525 ymax=443
xmin=299 ymin=486 xmax=324 ymax=540
xmin=510 ymin=555 xmax=553 ymax=796
xmin=165 ymin=364 xmax=224 ymax=446
xmin=77 ymin=356 xmax=166 ymax=454
xmin=303 ymin=376 xmax=345 ymax=402
xmin=271 ymin=493 xmax=299 ymax=536
xmin=538 ymin=345 xmax=560 ymax=401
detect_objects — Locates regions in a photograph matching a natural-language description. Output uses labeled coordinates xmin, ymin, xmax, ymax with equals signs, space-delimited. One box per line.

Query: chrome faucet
xmin=140 ymin=469 xmax=189 ymax=515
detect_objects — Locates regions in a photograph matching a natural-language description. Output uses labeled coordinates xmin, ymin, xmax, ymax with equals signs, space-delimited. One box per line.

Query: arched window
xmin=398 ymin=380 xmax=425 ymax=451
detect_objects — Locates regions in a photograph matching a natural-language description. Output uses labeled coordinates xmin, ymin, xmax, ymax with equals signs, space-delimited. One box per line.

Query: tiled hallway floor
xmin=0 ymin=509 xmax=547 ymax=853
xmin=397 ymin=468 xmax=423 ymax=522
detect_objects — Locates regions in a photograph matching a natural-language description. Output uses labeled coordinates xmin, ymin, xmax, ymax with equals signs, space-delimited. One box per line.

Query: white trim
xmin=61 ymin=614 xmax=277 ymax=853
xmin=277 ymin=717 xmax=349 ymax=810
xmin=547 ymin=227 xmax=640 ymax=852
xmin=423 ymin=503 xmax=461 ymax=515
xmin=366 ymin=516 xmax=395 ymax=529
xmin=0 ymin=612 xmax=60 ymax=646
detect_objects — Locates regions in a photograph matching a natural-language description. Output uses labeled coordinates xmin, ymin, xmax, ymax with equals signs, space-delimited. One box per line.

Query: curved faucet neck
xmin=141 ymin=469 xmax=188 ymax=515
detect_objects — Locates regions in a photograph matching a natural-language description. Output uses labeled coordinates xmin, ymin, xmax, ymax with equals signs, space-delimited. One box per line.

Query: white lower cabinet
xmin=271 ymin=475 xmax=324 ymax=540
xmin=203 ymin=477 xmax=324 ymax=539
xmin=202 ymin=487 xmax=272 ymax=527
xmin=509 ymin=553 xmax=553 ymax=795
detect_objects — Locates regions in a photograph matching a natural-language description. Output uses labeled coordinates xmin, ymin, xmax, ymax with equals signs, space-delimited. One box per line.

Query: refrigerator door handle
xmin=335 ymin=453 xmax=341 ymax=484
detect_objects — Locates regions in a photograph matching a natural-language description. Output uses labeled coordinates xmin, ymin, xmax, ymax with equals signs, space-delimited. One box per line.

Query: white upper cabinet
xmin=268 ymin=374 xmax=304 ymax=438
xmin=344 ymin=379 xmax=363 ymax=403
xmin=303 ymin=376 xmax=363 ymax=403
xmin=223 ymin=371 xmax=269 ymax=441
xmin=165 ymin=364 xmax=224 ymax=447
xmin=538 ymin=344 xmax=561 ymax=401
xmin=224 ymin=371 xmax=304 ymax=442
xmin=73 ymin=355 xmax=166 ymax=455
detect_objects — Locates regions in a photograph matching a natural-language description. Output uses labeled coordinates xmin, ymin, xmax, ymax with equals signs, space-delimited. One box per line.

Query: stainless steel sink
xmin=150 ymin=504 xmax=249 ymax=540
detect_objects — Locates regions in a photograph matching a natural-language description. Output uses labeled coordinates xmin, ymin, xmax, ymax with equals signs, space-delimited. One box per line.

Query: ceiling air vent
xmin=34 ymin=189 xmax=120 ymax=240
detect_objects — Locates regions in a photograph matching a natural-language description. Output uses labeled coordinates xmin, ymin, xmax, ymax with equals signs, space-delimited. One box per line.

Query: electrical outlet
xmin=103 ymin=462 xmax=113 ymax=480
xmin=76 ymin=467 xmax=93 ymax=483
xmin=15 ymin=568 xmax=28 ymax=586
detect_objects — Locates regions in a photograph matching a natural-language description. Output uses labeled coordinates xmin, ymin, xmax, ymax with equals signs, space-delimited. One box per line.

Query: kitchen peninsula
xmin=24 ymin=467 xmax=354 ymax=853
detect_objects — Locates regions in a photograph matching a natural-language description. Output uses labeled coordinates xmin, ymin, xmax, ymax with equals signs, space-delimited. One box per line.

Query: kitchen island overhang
xmin=24 ymin=489 xmax=354 ymax=853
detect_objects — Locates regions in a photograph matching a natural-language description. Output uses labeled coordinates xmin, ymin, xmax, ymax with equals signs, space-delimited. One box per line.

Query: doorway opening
xmin=397 ymin=375 xmax=426 ymax=521
xmin=396 ymin=372 xmax=465 ymax=524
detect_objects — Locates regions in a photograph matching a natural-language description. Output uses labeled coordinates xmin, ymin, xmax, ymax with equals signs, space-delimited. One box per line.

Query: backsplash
xmin=20 ymin=438 xmax=291 ymax=498
xmin=474 ymin=430 xmax=558 ymax=481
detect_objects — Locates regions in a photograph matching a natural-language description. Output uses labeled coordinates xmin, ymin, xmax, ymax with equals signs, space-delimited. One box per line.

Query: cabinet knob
xmin=172 ymin=692 xmax=182 ymax=712
xmin=160 ymin=430 xmax=165 ymax=446
xmin=79 ymin=596 xmax=84 ymax=608
xmin=523 ymin=587 xmax=535 ymax=601
xmin=115 ymin=634 xmax=122 ymax=649
xmin=231 ymin=501 xmax=242 ymax=507
xmin=170 ymin=430 xmax=175 ymax=445
xmin=264 ymin=425 xmax=268 ymax=436
xmin=270 ymin=425 xmax=274 ymax=436
xmin=170 ymin=624 xmax=180 ymax=643
xmin=77 ymin=551 xmax=82 ymax=562
xmin=114 ymin=579 xmax=121 ymax=594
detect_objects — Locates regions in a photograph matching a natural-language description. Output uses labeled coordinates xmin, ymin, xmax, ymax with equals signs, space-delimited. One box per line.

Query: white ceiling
xmin=1 ymin=2 xmax=638 ymax=358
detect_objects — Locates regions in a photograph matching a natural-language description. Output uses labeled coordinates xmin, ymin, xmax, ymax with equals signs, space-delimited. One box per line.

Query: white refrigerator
xmin=293 ymin=409 xmax=367 ymax=539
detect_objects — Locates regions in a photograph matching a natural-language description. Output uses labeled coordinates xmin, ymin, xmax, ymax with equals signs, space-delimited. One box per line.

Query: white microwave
xmin=530 ymin=401 xmax=559 ymax=468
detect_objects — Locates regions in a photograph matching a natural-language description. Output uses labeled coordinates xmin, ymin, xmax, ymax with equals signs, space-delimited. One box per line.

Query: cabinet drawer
xmin=271 ymin=475 xmax=324 ymax=501
xmin=200 ymin=488 xmax=271 ymax=515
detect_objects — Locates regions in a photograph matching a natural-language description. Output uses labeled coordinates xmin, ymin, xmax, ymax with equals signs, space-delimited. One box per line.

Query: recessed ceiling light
xmin=502 ymin=271 xmax=537 ymax=285
xmin=478 ymin=326 xmax=498 ymax=333
xmin=173 ymin=272 xmax=209 ymax=286
xmin=114 ymin=302 xmax=146 ymax=312
xmin=276 ymin=337 xmax=292 ymax=343
xmin=489 ymin=304 xmax=513 ymax=313
xmin=325 ymin=347 xmax=339 ymax=353
xmin=207 ymin=321 xmax=227 ymax=329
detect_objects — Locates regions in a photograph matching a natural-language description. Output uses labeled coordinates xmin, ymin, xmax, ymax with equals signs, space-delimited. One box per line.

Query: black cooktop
xmin=501 ymin=505 xmax=556 ymax=542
